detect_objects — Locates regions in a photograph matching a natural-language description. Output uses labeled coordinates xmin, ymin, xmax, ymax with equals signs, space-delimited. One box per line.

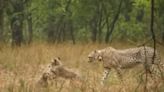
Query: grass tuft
xmin=0 ymin=43 xmax=163 ymax=92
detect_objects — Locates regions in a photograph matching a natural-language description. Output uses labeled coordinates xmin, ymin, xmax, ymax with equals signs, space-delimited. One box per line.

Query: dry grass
xmin=0 ymin=43 xmax=163 ymax=92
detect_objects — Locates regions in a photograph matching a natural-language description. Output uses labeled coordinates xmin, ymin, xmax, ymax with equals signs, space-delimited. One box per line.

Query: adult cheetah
xmin=88 ymin=46 xmax=163 ymax=85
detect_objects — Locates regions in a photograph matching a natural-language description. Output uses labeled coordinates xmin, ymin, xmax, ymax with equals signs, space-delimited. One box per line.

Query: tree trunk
xmin=69 ymin=21 xmax=75 ymax=44
xmin=11 ymin=16 xmax=23 ymax=46
xmin=27 ymin=13 xmax=33 ymax=44
xmin=136 ymin=8 xmax=144 ymax=22
xmin=91 ymin=22 xmax=97 ymax=42
xmin=90 ymin=2 xmax=104 ymax=43
xmin=90 ymin=15 xmax=98 ymax=43
xmin=150 ymin=0 xmax=155 ymax=64
xmin=98 ymin=5 xmax=103 ymax=43
xmin=105 ymin=0 xmax=123 ymax=43
xmin=10 ymin=0 xmax=24 ymax=46
xmin=162 ymin=31 xmax=164 ymax=43
xmin=0 ymin=0 xmax=4 ymax=42
xmin=59 ymin=21 xmax=66 ymax=43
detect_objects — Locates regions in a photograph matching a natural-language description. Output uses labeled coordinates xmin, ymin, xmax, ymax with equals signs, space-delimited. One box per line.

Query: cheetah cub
xmin=38 ymin=57 xmax=82 ymax=87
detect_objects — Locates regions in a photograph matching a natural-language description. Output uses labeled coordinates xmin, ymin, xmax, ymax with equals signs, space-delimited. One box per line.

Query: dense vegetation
xmin=0 ymin=1 xmax=164 ymax=92
xmin=0 ymin=0 xmax=163 ymax=45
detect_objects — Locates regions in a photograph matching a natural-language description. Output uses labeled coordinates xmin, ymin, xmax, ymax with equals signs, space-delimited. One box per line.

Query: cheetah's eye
xmin=94 ymin=50 xmax=97 ymax=53
xmin=48 ymin=65 xmax=51 ymax=68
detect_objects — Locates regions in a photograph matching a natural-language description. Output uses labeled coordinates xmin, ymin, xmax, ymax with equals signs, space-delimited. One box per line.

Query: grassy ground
xmin=0 ymin=43 xmax=163 ymax=92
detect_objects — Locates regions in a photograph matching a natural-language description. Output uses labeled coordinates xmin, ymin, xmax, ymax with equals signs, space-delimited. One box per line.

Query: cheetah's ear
xmin=94 ymin=50 xmax=101 ymax=53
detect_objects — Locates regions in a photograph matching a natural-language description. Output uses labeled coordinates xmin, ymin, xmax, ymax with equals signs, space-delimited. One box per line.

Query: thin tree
xmin=27 ymin=13 xmax=32 ymax=44
xmin=105 ymin=0 xmax=123 ymax=43
xmin=0 ymin=0 xmax=4 ymax=42
xmin=150 ymin=0 xmax=156 ymax=64
xmin=9 ymin=0 xmax=24 ymax=46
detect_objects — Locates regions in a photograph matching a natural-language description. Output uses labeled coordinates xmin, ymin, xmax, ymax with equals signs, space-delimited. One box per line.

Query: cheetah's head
xmin=51 ymin=57 xmax=62 ymax=67
xmin=88 ymin=50 xmax=102 ymax=63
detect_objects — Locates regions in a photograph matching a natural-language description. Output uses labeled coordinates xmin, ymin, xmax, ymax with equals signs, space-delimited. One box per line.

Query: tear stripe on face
xmin=98 ymin=56 xmax=103 ymax=61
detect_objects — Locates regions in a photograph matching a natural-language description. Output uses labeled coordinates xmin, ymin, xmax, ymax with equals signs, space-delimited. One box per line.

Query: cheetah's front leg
xmin=101 ymin=68 xmax=111 ymax=85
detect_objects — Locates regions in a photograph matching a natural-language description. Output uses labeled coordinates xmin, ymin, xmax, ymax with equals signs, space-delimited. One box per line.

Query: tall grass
xmin=0 ymin=43 xmax=163 ymax=92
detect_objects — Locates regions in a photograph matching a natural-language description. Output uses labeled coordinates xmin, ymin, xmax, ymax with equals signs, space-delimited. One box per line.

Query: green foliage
xmin=2 ymin=0 xmax=164 ymax=43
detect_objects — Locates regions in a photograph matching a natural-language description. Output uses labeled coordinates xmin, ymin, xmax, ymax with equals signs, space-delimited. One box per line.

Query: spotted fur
xmin=38 ymin=57 xmax=81 ymax=86
xmin=88 ymin=46 xmax=163 ymax=85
